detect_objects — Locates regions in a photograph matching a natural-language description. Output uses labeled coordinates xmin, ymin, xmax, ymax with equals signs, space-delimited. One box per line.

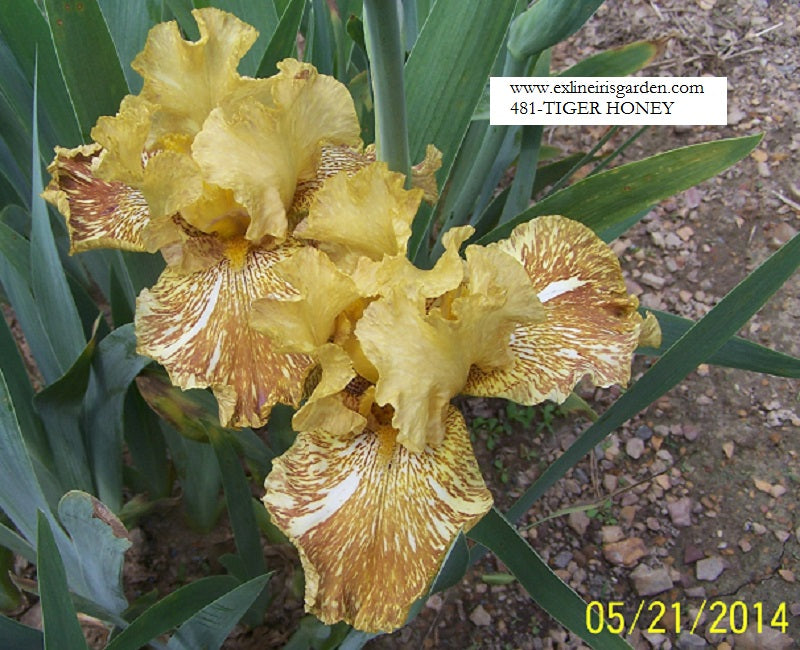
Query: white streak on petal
xmin=537 ymin=277 xmax=588 ymax=303
xmin=157 ymin=273 xmax=223 ymax=357
xmin=287 ymin=467 xmax=362 ymax=537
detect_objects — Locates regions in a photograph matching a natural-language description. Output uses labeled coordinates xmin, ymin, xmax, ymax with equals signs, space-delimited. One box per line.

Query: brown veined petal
xmin=135 ymin=235 xmax=312 ymax=427
xmin=464 ymin=215 xmax=649 ymax=404
xmin=264 ymin=405 xmax=492 ymax=633
xmin=42 ymin=144 xmax=150 ymax=253
xmin=132 ymin=8 xmax=258 ymax=137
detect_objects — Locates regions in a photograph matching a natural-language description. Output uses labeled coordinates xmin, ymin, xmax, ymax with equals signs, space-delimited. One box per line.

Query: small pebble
xmin=630 ymin=564 xmax=673 ymax=596
xmin=600 ymin=525 xmax=624 ymax=544
xmin=696 ymin=556 xmax=725 ymax=581
xmin=675 ymin=632 xmax=707 ymax=649
xmin=682 ymin=425 xmax=700 ymax=441
xmin=683 ymin=544 xmax=704 ymax=564
xmin=626 ymin=437 xmax=645 ymax=459
xmin=668 ymin=498 xmax=693 ymax=527
xmin=469 ymin=604 xmax=492 ymax=627
xmin=603 ymin=537 xmax=648 ymax=567
xmin=685 ymin=586 xmax=707 ymax=598
xmin=754 ymin=478 xmax=773 ymax=493
xmin=553 ymin=550 xmax=573 ymax=569
xmin=736 ymin=627 xmax=795 ymax=650
xmin=771 ymin=484 xmax=787 ymax=498
xmin=641 ymin=271 xmax=666 ymax=290
xmin=603 ymin=474 xmax=618 ymax=492
xmin=568 ymin=511 xmax=591 ymax=536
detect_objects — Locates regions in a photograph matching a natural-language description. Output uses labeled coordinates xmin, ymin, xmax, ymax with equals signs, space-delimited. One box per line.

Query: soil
xmin=7 ymin=0 xmax=799 ymax=648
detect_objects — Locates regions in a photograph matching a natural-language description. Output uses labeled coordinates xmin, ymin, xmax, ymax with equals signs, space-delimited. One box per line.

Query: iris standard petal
xmin=356 ymin=289 xmax=469 ymax=452
xmin=192 ymin=60 xmax=362 ymax=242
xmin=464 ymin=215 xmax=655 ymax=403
xmin=264 ymin=405 xmax=492 ymax=633
xmin=42 ymin=144 xmax=150 ymax=253
xmin=132 ymin=7 xmax=259 ymax=137
xmin=135 ymin=236 xmax=312 ymax=427
xmin=90 ymin=95 xmax=152 ymax=185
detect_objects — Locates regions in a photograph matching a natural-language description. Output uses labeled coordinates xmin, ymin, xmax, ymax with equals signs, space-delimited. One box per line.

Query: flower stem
xmin=363 ymin=0 xmax=410 ymax=182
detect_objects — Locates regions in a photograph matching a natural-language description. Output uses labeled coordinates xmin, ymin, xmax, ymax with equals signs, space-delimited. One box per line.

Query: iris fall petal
xmin=264 ymin=405 xmax=492 ymax=633
xmin=42 ymin=144 xmax=150 ymax=253
xmin=135 ymin=236 xmax=312 ymax=427
xmin=464 ymin=215 xmax=655 ymax=403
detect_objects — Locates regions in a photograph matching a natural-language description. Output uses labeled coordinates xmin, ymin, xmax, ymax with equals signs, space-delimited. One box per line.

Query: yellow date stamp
xmin=586 ymin=600 xmax=790 ymax=636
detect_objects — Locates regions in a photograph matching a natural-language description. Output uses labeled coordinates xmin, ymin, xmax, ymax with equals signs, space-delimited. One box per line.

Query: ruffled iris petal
xmin=355 ymin=228 xmax=542 ymax=453
xmin=132 ymin=7 xmax=259 ymax=137
xmin=291 ymin=145 xmax=373 ymax=212
xmin=464 ymin=215 xmax=652 ymax=403
xmin=90 ymin=95 xmax=152 ymax=185
xmin=192 ymin=60 xmax=361 ymax=242
xmin=295 ymin=162 xmax=421 ymax=270
xmin=356 ymin=289 xmax=468 ymax=452
xmin=249 ymin=246 xmax=362 ymax=354
xmin=264 ymin=405 xmax=492 ymax=633
xmin=42 ymin=144 xmax=150 ymax=253
xmin=135 ymin=236 xmax=312 ymax=427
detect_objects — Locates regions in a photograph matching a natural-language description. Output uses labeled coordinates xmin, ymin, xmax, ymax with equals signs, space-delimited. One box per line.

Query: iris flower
xmin=44 ymin=7 xmax=660 ymax=635
xmin=43 ymin=8 xmax=436 ymax=428
xmin=252 ymin=162 xmax=660 ymax=631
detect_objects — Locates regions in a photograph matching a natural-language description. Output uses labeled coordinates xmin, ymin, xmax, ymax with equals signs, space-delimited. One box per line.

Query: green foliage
xmin=476 ymin=135 xmax=761 ymax=245
xmin=470 ymin=508 xmax=632 ymax=649
xmin=165 ymin=575 xmax=270 ymax=650
xmin=508 ymin=0 xmax=605 ymax=61
xmin=0 ymin=1 xmax=797 ymax=648
xmin=42 ymin=0 xmax=129 ymax=139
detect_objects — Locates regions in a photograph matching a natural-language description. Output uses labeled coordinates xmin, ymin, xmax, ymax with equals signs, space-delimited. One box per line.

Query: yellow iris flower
xmin=252 ymin=167 xmax=660 ymax=630
xmin=43 ymin=9 xmax=437 ymax=428
xmin=43 ymin=8 xmax=660 ymax=635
